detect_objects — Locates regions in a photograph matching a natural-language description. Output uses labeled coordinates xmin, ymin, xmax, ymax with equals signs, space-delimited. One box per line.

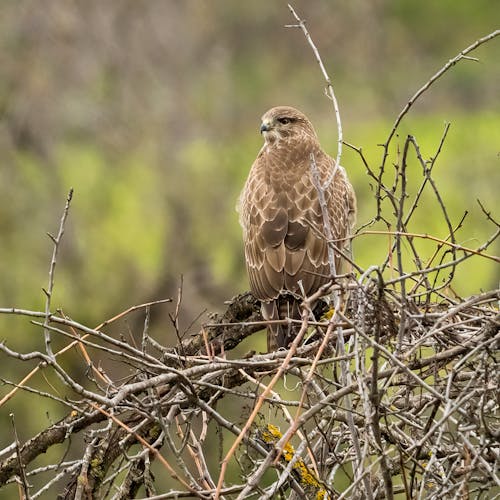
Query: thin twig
xmin=287 ymin=4 xmax=343 ymax=183
xmin=43 ymin=188 xmax=73 ymax=358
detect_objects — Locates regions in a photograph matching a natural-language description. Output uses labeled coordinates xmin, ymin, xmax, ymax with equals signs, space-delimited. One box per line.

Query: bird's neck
xmin=263 ymin=139 xmax=322 ymax=165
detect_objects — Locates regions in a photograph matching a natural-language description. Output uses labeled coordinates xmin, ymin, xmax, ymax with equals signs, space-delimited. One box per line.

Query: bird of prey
xmin=238 ymin=106 xmax=356 ymax=351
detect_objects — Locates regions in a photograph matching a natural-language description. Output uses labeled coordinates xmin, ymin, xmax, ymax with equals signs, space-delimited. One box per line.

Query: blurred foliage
xmin=0 ymin=1 xmax=498 ymax=496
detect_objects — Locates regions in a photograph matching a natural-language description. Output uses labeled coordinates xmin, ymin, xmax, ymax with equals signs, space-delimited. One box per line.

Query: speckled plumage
xmin=238 ymin=106 xmax=356 ymax=350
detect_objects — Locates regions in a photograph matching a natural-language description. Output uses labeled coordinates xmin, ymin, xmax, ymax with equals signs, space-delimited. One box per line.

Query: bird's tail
xmin=261 ymin=296 xmax=302 ymax=352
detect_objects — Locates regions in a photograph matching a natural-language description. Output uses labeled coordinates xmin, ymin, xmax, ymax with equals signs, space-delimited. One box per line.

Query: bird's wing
xmin=240 ymin=150 xmax=354 ymax=301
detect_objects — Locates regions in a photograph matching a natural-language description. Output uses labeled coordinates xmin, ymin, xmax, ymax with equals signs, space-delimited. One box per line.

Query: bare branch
xmin=43 ymin=188 xmax=73 ymax=359
xmin=287 ymin=4 xmax=343 ymax=183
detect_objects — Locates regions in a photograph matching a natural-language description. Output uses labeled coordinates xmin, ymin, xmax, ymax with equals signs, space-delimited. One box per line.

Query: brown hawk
xmin=238 ymin=106 xmax=356 ymax=351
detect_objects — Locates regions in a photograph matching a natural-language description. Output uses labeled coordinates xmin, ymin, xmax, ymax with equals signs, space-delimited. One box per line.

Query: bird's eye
xmin=277 ymin=117 xmax=291 ymax=125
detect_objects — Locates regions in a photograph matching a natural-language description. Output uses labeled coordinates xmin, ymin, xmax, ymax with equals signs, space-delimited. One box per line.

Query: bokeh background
xmin=0 ymin=1 xmax=498 ymax=496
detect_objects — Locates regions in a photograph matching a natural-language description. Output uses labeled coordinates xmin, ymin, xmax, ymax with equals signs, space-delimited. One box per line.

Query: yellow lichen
xmin=90 ymin=458 xmax=104 ymax=479
xmin=259 ymin=424 xmax=328 ymax=499
xmin=321 ymin=307 xmax=336 ymax=320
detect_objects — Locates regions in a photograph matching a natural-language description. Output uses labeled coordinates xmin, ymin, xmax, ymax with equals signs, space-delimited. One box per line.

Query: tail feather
xmin=261 ymin=296 xmax=302 ymax=351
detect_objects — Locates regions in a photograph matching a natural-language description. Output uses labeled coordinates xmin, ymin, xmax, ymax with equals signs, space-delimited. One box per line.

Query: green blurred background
xmin=0 ymin=0 xmax=498 ymax=495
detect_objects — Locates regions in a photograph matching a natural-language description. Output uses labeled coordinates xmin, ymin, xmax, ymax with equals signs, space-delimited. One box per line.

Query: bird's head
xmin=259 ymin=106 xmax=318 ymax=146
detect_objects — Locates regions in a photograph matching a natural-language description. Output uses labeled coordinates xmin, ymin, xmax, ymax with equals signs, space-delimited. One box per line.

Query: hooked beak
xmin=260 ymin=122 xmax=271 ymax=134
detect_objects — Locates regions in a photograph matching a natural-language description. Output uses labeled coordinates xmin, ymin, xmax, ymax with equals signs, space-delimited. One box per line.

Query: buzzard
xmin=238 ymin=106 xmax=356 ymax=351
